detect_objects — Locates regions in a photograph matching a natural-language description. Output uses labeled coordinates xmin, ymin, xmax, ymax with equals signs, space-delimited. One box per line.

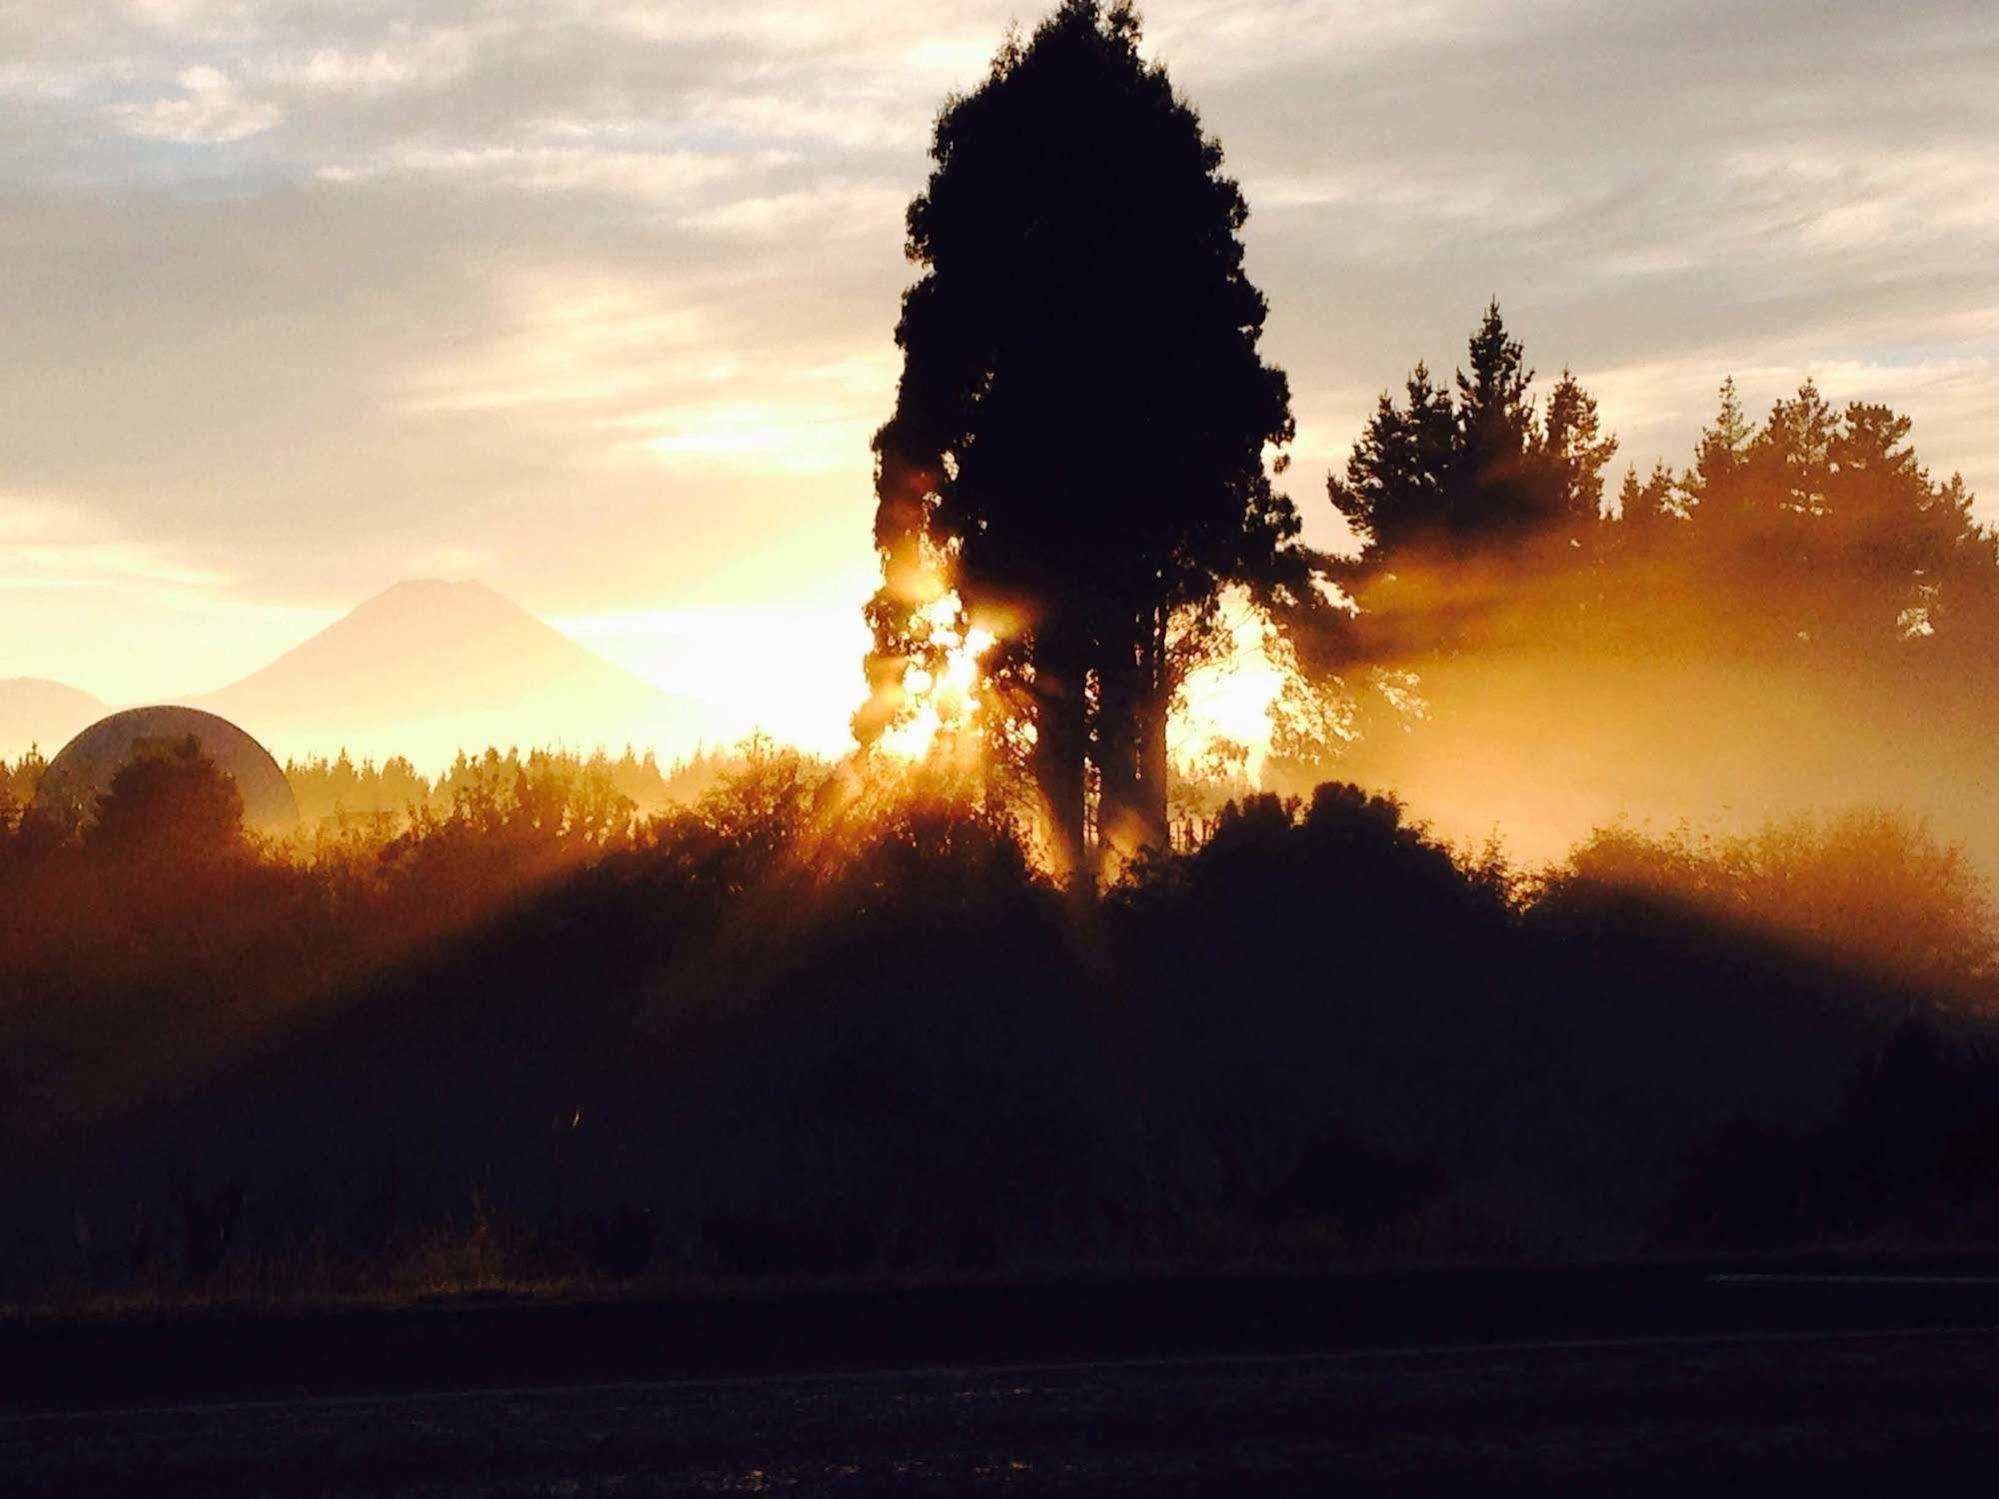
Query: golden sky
xmin=3 ymin=1 xmax=1995 ymax=759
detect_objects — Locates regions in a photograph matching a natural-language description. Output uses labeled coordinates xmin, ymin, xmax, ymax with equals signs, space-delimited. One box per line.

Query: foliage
xmin=0 ymin=745 xmax=47 ymax=829
xmin=4 ymin=727 xmax=1998 ymax=1303
xmin=85 ymin=735 xmax=248 ymax=867
xmin=1535 ymin=812 xmax=1994 ymax=1002
xmin=1331 ymin=301 xmax=1618 ymax=568
xmin=283 ymin=743 xmax=740 ymax=841
xmin=1294 ymin=305 xmax=1999 ymax=818
xmin=1326 ymin=307 xmax=1995 ymax=674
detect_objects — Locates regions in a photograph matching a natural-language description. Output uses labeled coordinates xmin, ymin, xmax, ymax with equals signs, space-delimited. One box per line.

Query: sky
xmin=3 ymin=0 xmax=1995 ymax=757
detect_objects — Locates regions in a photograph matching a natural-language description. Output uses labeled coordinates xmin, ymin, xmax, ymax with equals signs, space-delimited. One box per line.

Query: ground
xmin=7 ymin=1265 xmax=1999 ymax=1493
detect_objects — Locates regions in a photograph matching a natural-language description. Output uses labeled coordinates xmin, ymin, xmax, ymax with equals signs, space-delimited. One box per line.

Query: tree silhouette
xmin=1327 ymin=302 xmax=1618 ymax=663
xmin=1533 ymin=366 xmax=1619 ymax=544
xmin=858 ymin=0 xmax=1329 ymax=879
xmin=1684 ymin=376 xmax=1754 ymax=514
xmin=1449 ymin=301 xmax=1540 ymax=542
xmin=1331 ymin=301 xmax=1617 ymax=567
xmin=1668 ymin=378 xmax=1993 ymax=655
xmin=4 ymin=744 xmax=47 ymax=811
xmin=88 ymin=735 xmax=247 ymax=865
xmin=1326 ymin=363 xmax=1457 ymax=560
xmin=1615 ymin=462 xmax=1678 ymax=533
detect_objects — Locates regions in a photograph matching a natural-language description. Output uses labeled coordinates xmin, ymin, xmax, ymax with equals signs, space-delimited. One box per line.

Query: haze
xmin=3 ymin=0 xmax=1996 ymax=766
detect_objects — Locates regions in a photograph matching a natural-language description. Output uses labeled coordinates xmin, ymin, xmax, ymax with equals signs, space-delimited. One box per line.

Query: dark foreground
xmin=6 ymin=1266 xmax=1999 ymax=1493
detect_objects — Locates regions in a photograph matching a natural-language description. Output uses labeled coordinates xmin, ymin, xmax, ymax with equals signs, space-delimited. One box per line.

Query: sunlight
xmin=1171 ymin=601 xmax=1287 ymax=779
xmin=557 ymin=602 xmax=872 ymax=759
xmin=879 ymin=593 xmax=996 ymax=761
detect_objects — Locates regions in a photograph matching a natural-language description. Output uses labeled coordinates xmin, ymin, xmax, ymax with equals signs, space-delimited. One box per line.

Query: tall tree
xmin=1683 ymin=376 xmax=1753 ymax=513
xmin=1449 ymin=299 xmax=1542 ymax=544
xmin=858 ymin=1 xmax=1327 ymax=879
xmin=1326 ymin=363 xmax=1456 ymax=558
xmin=1533 ymin=369 xmax=1620 ymax=543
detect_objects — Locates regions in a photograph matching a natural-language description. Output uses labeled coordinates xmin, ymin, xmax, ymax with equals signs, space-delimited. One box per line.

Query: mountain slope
xmin=0 ymin=678 xmax=106 ymax=761
xmin=201 ymin=580 xmax=689 ymax=770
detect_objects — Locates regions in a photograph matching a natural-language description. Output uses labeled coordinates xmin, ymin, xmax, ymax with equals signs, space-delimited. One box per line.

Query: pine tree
xmin=1683 ymin=376 xmax=1754 ymax=514
xmin=1450 ymin=299 xmax=1539 ymax=542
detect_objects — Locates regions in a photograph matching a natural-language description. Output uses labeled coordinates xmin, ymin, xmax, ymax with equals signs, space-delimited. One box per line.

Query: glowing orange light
xmin=879 ymin=593 xmax=995 ymax=760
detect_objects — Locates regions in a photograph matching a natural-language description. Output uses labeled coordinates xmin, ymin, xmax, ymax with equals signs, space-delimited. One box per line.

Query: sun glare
xmin=873 ymin=589 xmax=1288 ymax=777
xmin=880 ymin=594 xmax=996 ymax=760
xmin=1172 ymin=603 xmax=1287 ymax=778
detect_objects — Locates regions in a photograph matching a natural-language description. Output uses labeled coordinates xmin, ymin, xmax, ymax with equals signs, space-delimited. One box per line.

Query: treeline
xmin=1274 ymin=303 xmax=1997 ymax=779
xmin=0 ymin=740 xmax=771 ymax=847
xmin=286 ymin=742 xmax=750 ymax=837
xmin=1330 ymin=301 xmax=1993 ymax=662
xmin=0 ymin=734 xmax=827 ymax=1011
xmin=0 ymin=746 xmax=47 ymax=826
xmin=3 ymin=744 xmax=1994 ymax=1302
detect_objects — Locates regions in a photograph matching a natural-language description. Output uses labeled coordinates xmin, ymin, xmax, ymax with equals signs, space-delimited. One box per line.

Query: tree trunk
xmin=1095 ymin=610 xmax=1172 ymax=875
xmin=1094 ymin=652 xmax=1139 ymax=881
xmin=1030 ymin=626 xmax=1089 ymax=889
xmin=1131 ymin=674 xmax=1171 ymax=853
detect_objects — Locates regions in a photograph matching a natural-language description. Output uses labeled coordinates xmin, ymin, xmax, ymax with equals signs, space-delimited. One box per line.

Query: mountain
xmin=200 ymin=580 xmax=691 ymax=771
xmin=0 ymin=678 xmax=106 ymax=761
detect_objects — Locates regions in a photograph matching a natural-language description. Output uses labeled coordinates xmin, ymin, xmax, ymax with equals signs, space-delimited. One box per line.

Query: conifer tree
xmin=859 ymin=1 xmax=1328 ymax=878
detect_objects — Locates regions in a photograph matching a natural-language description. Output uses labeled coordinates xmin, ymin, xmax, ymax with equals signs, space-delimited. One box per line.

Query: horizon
xmin=5 ymin=0 xmax=1995 ymax=764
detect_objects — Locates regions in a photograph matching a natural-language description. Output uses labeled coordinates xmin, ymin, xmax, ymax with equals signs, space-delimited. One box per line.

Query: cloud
xmin=314 ymin=143 xmax=768 ymax=201
xmin=625 ymin=401 xmax=877 ymax=476
xmin=104 ymin=64 xmax=280 ymax=143
xmin=394 ymin=272 xmax=715 ymax=415
xmin=264 ymin=27 xmax=478 ymax=98
xmin=682 ymin=181 xmax=906 ymax=239
xmin=123 ymin=0 xmax=252 ymax=36
xmin=0 ymin=493 xmax=230 ymax=590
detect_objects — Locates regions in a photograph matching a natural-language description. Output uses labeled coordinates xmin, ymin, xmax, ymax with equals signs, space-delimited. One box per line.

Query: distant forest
xmin=1 ymin=742 xmax=746 ymax=846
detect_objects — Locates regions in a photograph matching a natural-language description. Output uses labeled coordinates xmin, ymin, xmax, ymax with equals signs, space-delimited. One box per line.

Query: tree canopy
xmin=1323 ymin=304 xmax=1994 ymax=671
xmin=87 ymin=735 xmax=248 ymax=866
xmin=1329 ymin=299 xmax=1617 ymax=570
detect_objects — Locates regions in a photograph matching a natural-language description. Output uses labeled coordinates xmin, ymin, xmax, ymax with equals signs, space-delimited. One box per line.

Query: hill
xmin=200 ymin=580 xmax=689 ymax=770
xmin=0 ymin=678 xmax=106 ymax=762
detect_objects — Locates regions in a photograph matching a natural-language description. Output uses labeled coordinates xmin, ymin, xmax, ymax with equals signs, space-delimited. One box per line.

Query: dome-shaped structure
xmin=34 ymin=706 xmax=299 ymax=835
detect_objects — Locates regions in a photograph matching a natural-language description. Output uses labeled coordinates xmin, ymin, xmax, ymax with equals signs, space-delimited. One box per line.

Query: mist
xmin=1295 ymin=548 xmax=1999 ymax=883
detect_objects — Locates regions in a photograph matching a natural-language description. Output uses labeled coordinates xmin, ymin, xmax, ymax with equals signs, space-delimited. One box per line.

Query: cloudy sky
xmin=3 ymin=0 xmax=1994 ymax=753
